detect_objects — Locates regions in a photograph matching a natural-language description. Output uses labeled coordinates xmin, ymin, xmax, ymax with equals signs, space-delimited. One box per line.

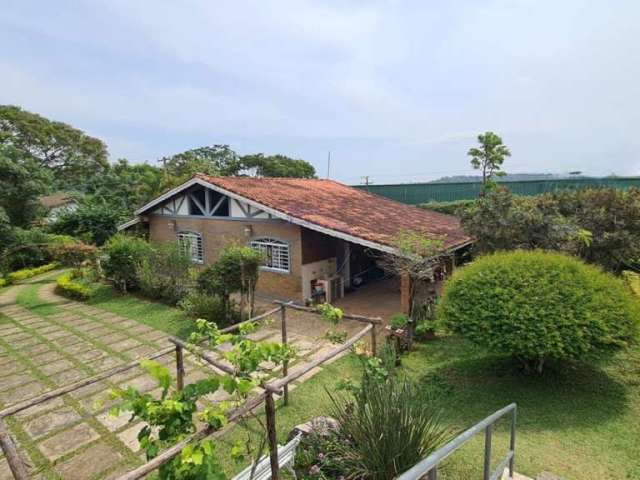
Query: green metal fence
xmin=354 ymin=177 xmax=640 ymax=204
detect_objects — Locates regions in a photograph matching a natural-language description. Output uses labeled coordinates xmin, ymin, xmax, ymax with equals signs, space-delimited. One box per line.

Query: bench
xmin=232 ymin=433 xmax=303 ymax=480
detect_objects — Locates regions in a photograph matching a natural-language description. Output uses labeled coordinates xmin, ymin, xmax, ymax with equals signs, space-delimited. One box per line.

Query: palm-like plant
xmin=327 ymin=361 xmax=449 ymax=479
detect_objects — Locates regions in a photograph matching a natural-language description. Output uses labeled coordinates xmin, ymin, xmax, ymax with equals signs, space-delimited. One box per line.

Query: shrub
xmin=0 ymin=278 xmax=8 ymax=288
xmin=178 ymin=291 xmax=237 ymax=326
xmin=439 ymin=251 xmax=640 ymax=373
xmin=325 ymin=357 xmax=448 ymax=479
xmin=390 ymin=313 xmax=409 ymax=330
xmin=102 ymin=234 xmax=152 ymax=292
xmin=420 ymin=199 xmax=475 ymax=216
xmin=196 ymin=244 xmax=262 ymax=319
xmin=56 ymin=271 xmax=97 ymax=300
xmin=7 ymin=263 xmax=58 ymax=283
xmin=51 ymin=241 xmax=98 ymax=269
xmin=137 ymin=241 xmax=194 ymax=305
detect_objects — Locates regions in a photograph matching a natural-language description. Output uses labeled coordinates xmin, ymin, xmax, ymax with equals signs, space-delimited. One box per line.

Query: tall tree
xmin=84 ymin=159 xmax=164 ymax=214
xmin=0 ymin=105 xmax=108 ymax=187
xmin=160 ymin=145 xmax=241 ymax=181
xmin=467 ymin=131 xmax=510 ymax=187
xmin=0 ymin=144 xmax=52 ymax=227
xmin=240 ymin=153 xmax=316 ymax=178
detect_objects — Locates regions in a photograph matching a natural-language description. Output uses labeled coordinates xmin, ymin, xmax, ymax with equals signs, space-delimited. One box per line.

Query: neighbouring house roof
xmin=39 ymin=193 xmax=77 ymax=210
xmin=130 ymin=174 xmax=473 ymax=253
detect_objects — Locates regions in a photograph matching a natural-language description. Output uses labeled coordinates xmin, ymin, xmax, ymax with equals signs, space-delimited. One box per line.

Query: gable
xmin=150 ymin=183 xmax=275 ymax=220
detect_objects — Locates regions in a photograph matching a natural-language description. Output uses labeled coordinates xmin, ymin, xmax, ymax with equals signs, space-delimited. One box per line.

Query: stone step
xmin=501 ymin=469 xmax=534 ymax=480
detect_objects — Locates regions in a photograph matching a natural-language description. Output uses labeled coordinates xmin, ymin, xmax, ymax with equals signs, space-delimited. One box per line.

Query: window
xmin=250 ymin=237 xmax=290 ymax=273
xmin=177 ymin=231 xmax=204 ymax=264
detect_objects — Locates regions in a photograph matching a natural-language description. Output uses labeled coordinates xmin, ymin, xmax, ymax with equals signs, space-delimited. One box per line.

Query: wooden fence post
xmin=370 ymin=322 xmax=377 ymax=357
xmin=280 ymin=304 xmax=289 ymax=406
xmin=265 ymin=392 xmax=279 ymax=480
xmin=0 ymin=419 xmax=29 ymax=480
xmin=175 ymin=344 xmax=185 ymax=391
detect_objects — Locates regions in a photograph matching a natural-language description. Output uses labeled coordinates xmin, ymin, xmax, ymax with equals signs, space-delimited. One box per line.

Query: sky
xmin=1 ymin=0 xmax=639 ymax=184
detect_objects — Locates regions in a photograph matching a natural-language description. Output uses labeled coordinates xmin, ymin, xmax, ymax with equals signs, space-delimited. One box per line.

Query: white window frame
xmin=250 ymin=237 xmax=291 ymax=273
xmin=177 ymin=231 xmax=204 ymax=264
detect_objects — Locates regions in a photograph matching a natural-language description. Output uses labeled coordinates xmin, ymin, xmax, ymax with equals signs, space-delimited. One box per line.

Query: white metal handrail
xmin=396 ymin=403 xmax=517 ymax=480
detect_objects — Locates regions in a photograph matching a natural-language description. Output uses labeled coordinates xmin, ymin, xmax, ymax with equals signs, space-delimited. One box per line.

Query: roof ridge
xmin=196 ymin=173 xmax=336 ymax=182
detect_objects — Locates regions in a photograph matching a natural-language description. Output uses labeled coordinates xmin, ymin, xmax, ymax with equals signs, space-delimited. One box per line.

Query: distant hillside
xmin=430 ymin=173 xmax=589 ymax=183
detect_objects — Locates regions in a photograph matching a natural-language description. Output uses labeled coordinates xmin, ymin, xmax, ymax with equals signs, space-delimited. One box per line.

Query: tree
xmin=460 ymin=187 xmax=640 ymax=272
xmin=438 ymin=251 xmax=640 ymax=373
xmin=84 ymin=159 xmax=165 ymax=215
xmin=0 ymin=208 xmax=15 ymax=260
xmin=0 ymin=105 xmax=108 ymax=186
xmin=48 ymin=198 xmax=125 ymax=245
xmin=0 ymin=144 xmax=52 ymax=227
xmin=160 ymin=145 xmax=241 ymax=181
xmin=467 ymin=131 xmax=510 ymax=188
xmin=240 ymin=153 xmax=316 ymax=178
xmin=460 ymin=188 xmax=589 ymax=254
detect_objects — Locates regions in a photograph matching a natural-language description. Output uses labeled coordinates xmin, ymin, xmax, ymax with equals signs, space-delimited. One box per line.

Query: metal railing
xmin=396 ymin=403 xmax=517 ymax=480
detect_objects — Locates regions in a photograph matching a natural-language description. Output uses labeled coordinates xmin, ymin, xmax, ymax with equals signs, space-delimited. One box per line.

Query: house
xmin=119 ymin=173 xmax=472 ymax=313
xmin=39 ymin=193 xmax=79 ymax=223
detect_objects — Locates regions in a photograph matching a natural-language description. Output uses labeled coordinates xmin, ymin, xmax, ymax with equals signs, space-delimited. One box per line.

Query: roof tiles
xmin=196 ymin=174 xmax=472 ymax=250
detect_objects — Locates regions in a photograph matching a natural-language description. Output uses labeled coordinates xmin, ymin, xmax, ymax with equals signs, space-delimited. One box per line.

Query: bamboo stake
xmin=175 ymin=344 xmax=185 ymax=391
xmin=273 ymin=301 xmax=383 ymax=324
xmin=265 ymin=392 xmax=279 ymax=480
xmin=370 ymin=323 xmax=378 ymax=356
xmin=169 ymin=337 xmax=237 ymax=376
xmin=280 ymin=304 xmax=289 ymax=406
xmin=220 ymin=306 xmax=281 ymax=334
xmin=0 ymin=419 xmax=29 ymax=480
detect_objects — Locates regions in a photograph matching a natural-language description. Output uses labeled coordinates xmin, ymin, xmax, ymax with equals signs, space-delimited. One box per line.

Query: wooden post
xmin=0 ymin=419 xmax=29 ymax=480
xmin=280 ymin=304 xmax=289 ymax=406
xmin=370 ymin=322 xmax=377 ymax=357
xmin=265 ymin=392 xmax=279 ymax=480
xmin=175 ymin=344 xmax=185 ymax=391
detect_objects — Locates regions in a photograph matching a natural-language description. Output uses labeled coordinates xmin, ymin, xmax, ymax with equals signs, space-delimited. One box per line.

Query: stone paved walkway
xmin=0 ymin=273 xmax=349 ymax=480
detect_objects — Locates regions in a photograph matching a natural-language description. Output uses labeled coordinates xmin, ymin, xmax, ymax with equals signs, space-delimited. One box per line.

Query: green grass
xmin=87 ymin=284 xmax=197 ymax=339
xmin=16 ymin=280 xmax=62 ymax=316
xmin=215 ymin=336 xmax=640 ymax=480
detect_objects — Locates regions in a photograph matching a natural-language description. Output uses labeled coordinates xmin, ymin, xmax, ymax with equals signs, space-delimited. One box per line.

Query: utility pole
xmin=326 ymin=151 xmax=331 ymax=179
xmin=361 ymin=175 xmax=370 ymax=185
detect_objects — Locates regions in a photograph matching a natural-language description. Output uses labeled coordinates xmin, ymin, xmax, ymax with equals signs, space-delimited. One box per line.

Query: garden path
xmin=0 ymin=273 xmax=349 ymax=480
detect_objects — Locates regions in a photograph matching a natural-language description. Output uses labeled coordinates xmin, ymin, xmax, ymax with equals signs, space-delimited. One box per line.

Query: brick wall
xmin=148 ymin=215 xmax=304 ymax=300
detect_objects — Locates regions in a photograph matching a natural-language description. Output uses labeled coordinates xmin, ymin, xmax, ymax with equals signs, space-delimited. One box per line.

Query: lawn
xmin=86 ymin=284 xmax=197 ymax=339
xmin=216 ymin=335 xmax=640 ymax=480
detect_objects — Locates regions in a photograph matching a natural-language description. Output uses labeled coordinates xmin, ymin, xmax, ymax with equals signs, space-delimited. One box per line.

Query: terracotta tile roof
xmin=196 ymin=174 xmax=472 ymax=251
xmin=39 ymin=193 xmax=76 ymax=209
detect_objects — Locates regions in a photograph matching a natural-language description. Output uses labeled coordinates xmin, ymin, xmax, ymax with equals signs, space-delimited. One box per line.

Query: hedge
xmin=55 ymin=272 xmax=97 ymax=300
xmin=5 ymin=263 xmax=58 ymax=285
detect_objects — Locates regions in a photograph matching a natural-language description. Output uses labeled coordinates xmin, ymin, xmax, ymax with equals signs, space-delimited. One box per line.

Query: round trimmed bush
xmin=438 ymin=251 xmax=640 ymax=373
